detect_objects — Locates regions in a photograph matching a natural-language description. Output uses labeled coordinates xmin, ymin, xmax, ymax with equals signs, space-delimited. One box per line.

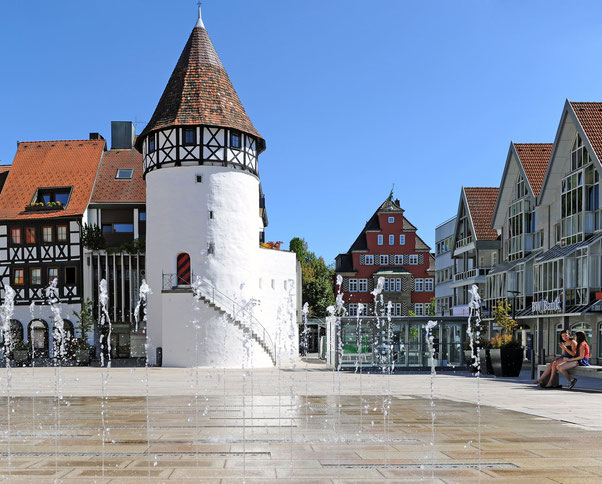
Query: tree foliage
xmin=492 ymin=299 xmax=517 ymax=335
xmin=289 ymin=237 xmax=335 ymax=318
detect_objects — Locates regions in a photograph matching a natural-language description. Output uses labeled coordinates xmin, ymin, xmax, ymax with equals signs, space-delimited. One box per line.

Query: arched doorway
xmin=571 ymin=322 xmax=592 ymax=346
xmin=28 ymin=319 xmax=49 ymax=358
xmin=177 ymin=252 xmax=191 ymax=285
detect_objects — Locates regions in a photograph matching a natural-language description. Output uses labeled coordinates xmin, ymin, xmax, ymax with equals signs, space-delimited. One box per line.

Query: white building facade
xmin=434 ymin=216 xmax=456 ymax=316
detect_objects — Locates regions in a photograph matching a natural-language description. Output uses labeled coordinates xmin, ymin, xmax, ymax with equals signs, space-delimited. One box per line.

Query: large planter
xmin=464 ymin=349 xmax=493 ymax=374
xmin=489 ymin=347 xmax=523 ymax=377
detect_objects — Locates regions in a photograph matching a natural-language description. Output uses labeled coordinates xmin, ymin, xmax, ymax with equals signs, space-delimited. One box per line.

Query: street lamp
xmin=507 ymin=290 xmax=520 ymax=321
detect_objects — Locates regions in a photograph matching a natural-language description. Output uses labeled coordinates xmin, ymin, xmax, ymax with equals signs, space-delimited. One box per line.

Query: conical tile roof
xmin=136 ymin=21 xmax=263 ymax=151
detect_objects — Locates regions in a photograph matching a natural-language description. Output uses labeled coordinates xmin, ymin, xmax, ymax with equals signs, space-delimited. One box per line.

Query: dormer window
xmin=32 ymin=187 xmax=72 ymax=208
xmin=230 ymin=131 xmax=241 ymax=149
xmin=183 ymin=128 xmax=196 ymax=146
xmin=115 ymin=169 xmax=133 ymax=179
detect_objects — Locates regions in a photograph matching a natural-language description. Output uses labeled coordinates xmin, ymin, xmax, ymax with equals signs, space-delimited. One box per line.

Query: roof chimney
xmin=111 ymin=121 xmax=135 ymax=150
xmin=89 ymin=132 xmax=104 ymax=140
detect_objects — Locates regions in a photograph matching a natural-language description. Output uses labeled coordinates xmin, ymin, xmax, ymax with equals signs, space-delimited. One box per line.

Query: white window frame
xmin=394 ymin=303 xmax=402 ymax=316
xmin=394 ymin=255 xmax=403 ymax=265
xmin=358 ymin=279 xmax=368 ymax=292
xmin=388 ymin=216 xmax=395 ymax=223
xmin=348 ymin=279 xmax=358 ymax=292
xmin=395 ymin=278 xmax=402 ymax=291
xmin=415 ymin=278 xmax=424 ymax=291
xmin=400 ymin=235 xmax=406 ymax=245
xmin=425 ymin=278 xmax=434 ymax=291
xmin=389 ymin=234 xmax=394 ymax=245
xmin=348 ymin=303 xmax=358 ymax=316
xmin=379 ymin=255 xmax=389 ymax=265
xmin=377 ymin=234 xmax=383 ymax=245
xmin=409 ymin=254 xmax=418 ymax=265
xmin=414 ymin=303 xmax=424 ymax=316
xmin=365 ymin=255 xmax=374 ymax=265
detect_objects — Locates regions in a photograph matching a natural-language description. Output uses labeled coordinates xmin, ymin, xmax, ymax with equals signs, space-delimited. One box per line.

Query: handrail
xmin=193 ymin=276 xmax=277 ymax=365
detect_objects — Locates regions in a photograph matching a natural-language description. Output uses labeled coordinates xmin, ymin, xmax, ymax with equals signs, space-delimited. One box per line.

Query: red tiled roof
xmin=136 ymin=24 xmax=263 ymax=151
xmin=569 ymin=101 xmax=602 ymax=163
xmin=91 ymin=149 xmax=145 ymax=203
xmin=0 ymin=140 xmax=104 ymax=220
xmin=513 ymin=143 xmax=552 ymax=198
xmin=463 ymin=187 xmax=499 ymax=241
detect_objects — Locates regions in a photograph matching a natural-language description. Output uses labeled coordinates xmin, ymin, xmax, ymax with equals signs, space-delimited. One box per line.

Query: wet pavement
xmin=0 ymin=362 xmax=601 ymax=482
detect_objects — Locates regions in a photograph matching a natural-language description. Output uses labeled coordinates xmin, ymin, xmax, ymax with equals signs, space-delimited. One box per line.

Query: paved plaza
xmin=0 ymin=358 xmax=601 ymax=482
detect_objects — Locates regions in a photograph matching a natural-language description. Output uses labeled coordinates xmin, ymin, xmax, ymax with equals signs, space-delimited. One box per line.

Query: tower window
xmin=183 ymin=128 xmax=196 ymax=146
xmin=230 ymin=131 xmax=241 ymax=149
xmin=148 ymin=136 xmax=155 ymax=153
xmin=209 ymin=211 xmax=214 ymax=219
xmin=116 ymin=169 xmax=133 ymax=179
xmin=196 ymin=175 xmax=203 ymax=183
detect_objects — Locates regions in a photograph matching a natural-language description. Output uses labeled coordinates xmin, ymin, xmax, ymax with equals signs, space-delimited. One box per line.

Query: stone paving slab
xmin=0 ymin=364 xmax=600 ymax=481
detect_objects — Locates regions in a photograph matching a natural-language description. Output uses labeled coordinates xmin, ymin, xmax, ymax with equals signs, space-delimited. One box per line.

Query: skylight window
xmin=116 ymin=169 xmax=133 ymax=179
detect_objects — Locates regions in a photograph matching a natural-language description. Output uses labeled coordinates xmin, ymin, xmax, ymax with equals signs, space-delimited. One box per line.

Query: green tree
xmin=492 ymin=299 xmax=517 ymax=335
xmin=426 ymin=297 xmax=436 ymax=316
xmin=289 ymin=237 xmax=335 ymax=317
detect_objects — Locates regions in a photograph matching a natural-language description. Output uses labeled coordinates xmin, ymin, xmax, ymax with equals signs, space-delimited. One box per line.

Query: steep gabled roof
xmin=91 ymin=149 xmax=145 ymax=203
xmin=513 ymin=143 xmax=552 ymax=198
xmin=569 ymin=101 xmax=602 ymax=163
xmin=463 ymin=187 xmax=499 ymax=241
xmin=136 ymin=14 xmax=263 ymax=151
xmin=0 ymin=140 xmax=104 ymax=220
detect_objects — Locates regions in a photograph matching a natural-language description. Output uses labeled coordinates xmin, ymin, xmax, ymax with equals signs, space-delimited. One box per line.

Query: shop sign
xmin=531 ymin=296 xmax=561 ymax=314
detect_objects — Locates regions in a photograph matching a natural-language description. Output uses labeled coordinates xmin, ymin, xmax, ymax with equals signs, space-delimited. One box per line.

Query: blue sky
xmin=1 ymin=1 xmax=602 ymax=264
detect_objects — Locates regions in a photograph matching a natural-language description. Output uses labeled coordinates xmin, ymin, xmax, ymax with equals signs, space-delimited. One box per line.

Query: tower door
xmin=177 ymin=253 xmax=191 ymax=285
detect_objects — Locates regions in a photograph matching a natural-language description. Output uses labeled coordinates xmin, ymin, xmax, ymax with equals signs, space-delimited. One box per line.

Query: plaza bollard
xmin=156 ymin=347 xmax=163 ymax=367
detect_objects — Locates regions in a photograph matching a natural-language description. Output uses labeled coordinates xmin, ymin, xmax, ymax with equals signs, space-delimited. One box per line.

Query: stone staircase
xmin=195 ymin=291 xmax=277 ymax=366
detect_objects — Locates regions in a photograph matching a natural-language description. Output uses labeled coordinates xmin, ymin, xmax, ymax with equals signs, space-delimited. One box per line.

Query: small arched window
xmin=177 ymin=252 xmax=191 ymax=286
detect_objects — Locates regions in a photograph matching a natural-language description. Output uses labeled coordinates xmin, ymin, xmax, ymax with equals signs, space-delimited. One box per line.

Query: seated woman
xmin=551 ymin=331 xmax=590 ymax=390
xmin=535 ymin=330 xmax=576 ymax=386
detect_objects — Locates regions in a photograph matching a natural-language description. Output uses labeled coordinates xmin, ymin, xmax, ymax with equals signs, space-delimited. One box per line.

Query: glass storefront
xmin=338 ymin=318 xmax=467 ymax=369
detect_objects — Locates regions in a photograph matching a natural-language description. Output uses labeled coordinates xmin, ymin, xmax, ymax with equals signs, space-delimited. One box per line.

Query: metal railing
xmin=162 ymin=272 xmax=195 ymax=290
xmin=454 ymin=267 xmax=490 ymax=282
xmin=162 ymin=273 xmax=276 ymax=365
xmin=455 ymin=235 xmax=473 ymax=249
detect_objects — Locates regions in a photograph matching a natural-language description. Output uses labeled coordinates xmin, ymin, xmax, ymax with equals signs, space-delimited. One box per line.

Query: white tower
xmin=136 ymin=8 xmax=298 ymax=367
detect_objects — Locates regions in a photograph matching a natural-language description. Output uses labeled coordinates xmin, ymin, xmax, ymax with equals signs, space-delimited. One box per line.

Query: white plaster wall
xmin=161 ymin=291 xmax=272 ymax=367
xmin=251 ymin=248 xmax=299 ymax=367
xmin=145 ymin=165 xmax=298 ymax=367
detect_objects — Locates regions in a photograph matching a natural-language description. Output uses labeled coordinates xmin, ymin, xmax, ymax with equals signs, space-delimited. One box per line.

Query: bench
xmin=537 ymin=364 xmax=602 ymax=387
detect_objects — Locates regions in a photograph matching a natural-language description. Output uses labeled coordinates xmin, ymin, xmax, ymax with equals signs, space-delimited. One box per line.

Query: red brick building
xmin=335 ymin=195 xmax=435 ymax=316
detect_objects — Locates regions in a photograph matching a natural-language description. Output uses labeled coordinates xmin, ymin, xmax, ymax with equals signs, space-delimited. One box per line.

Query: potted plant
xmin=489 ymin=300 xmax=522 ymax=377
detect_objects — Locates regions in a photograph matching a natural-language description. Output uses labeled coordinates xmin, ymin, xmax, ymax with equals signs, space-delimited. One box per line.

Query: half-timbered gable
xmin=335 ymin=194 xmax=434 ymax=316
xmin=0 ymin=140 xmax=104 ymax=306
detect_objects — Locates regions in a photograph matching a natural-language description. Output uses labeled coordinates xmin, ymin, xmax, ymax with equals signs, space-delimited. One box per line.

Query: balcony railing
xmin=454 ymin=267 xmax=490 ymax=282
xmin=455 ymin=235 xmax=473 ymax=249
xmin=162 ymin=272 xmax=195 ymax=290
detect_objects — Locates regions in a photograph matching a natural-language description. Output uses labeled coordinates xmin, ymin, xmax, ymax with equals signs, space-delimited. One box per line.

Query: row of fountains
xmin=1 ymin=274 xmax=485 ymax=480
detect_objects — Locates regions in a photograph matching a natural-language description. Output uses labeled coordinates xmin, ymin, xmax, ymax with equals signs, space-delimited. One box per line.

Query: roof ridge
xmin=18 ymin=139 xmax=105 ymax=144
